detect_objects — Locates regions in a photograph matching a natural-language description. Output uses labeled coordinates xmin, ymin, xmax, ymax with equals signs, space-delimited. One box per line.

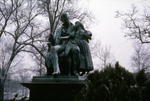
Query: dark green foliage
xmin=136 ymin=69 xmax=148 ymax=87
xmin=75 ymin=62 xmax=150 ymax=101
xmin=135 ymin=69 xmax=150 ymax=101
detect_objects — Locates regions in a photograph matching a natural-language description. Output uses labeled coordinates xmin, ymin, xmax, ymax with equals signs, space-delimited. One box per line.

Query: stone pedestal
xmin=21 ymin=76 xmax=86 ymax=101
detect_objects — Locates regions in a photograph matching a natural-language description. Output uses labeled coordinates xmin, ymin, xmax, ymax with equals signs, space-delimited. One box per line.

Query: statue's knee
xmin=72 ymin=46 xmax=80 ymax=53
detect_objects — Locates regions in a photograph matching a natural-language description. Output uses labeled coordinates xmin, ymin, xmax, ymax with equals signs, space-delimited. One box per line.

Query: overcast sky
xmin=79 ymin=0 xmax=150 ymax=71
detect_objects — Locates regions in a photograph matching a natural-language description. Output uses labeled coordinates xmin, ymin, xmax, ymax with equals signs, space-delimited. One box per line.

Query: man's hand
xmin=59 ymin=36 xmax=70 ymax=40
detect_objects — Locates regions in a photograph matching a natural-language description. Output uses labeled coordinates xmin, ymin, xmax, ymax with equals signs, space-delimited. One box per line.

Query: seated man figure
xmin=45 ymin=13 xmax=80 ymax=76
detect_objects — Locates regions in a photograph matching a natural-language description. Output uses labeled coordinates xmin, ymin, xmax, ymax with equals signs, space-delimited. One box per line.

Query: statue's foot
xmin=52 ymin=72 xmax=60 ymax=77
xmin=80 ymin=71 xmax=85 ymax=76
xmin=44 ymin=72 xmax=51 ymax=76
xmin=74 ymin=71 xmax=78 ymax=76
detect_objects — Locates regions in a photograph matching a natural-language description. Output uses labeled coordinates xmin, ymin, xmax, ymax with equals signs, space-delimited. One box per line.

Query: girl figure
xmin=74 ymin=21 xmax=94 ymax=74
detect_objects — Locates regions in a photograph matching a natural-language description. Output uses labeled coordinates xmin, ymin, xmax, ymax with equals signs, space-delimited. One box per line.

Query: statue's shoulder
xmin=70 ymin=22 xmax=74 ymax=27
xmin=68 ymin=22 xmax=74 ymax=31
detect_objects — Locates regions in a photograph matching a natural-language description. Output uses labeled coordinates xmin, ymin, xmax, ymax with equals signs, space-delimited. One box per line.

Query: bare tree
xmin=0 ymin=39 xmax=16 ymax=100
xmin=17 ymin=69 xmax=31 ymax=96
xmin=0 ymin=0 xmax=21 ymax=38
xmin=91 ymin=40 xmax=115 ymax=69
xmin=131 ymin=42 xmax=150 ymax=72
xmin=37 ymin=0 xmax=95 ymax=36
xmin=115 ymin=4 xmax=150 ymax=43
xmin=30 ymin=46 xmax=46 ymax=76
xmin=0 ymin=0 xmax=43 ymax=100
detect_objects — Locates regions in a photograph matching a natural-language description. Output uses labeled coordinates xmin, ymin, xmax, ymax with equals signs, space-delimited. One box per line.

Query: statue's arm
xmin=59 ymin=24 xmax=75 ymax=40
xmin=59 ymin=36 xmax=70 ymax=40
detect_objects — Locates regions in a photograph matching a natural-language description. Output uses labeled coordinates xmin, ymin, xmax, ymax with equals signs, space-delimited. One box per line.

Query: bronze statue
xmin=45 ymin=13 xmax=80 ymax=76
xmin=45 ymin=14 xmax=93 ymax=77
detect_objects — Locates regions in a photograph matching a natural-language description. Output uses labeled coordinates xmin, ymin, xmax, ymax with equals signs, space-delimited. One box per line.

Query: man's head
xmin=61 ymin=13 xmax=69 ymax=24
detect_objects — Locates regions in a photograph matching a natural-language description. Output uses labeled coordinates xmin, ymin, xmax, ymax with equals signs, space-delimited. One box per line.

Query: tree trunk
xmin=0 ymin=80 xmax=4 ymax=101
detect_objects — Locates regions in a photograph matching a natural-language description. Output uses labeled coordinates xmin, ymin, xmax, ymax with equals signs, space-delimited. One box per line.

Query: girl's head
xmin=75 ymin=21 xmax=85 ymax=31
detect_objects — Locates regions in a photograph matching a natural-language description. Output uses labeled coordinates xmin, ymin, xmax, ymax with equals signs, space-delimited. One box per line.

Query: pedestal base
xmin=21 ymin=76 xmax=86 ymax=101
